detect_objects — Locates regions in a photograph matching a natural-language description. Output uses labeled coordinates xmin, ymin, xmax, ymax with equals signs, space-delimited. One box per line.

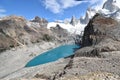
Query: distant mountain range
xmin=47 ymin=0 xmax=120 ymax=35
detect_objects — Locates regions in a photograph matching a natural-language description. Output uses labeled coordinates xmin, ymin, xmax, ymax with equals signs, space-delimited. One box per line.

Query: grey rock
xmin=31 ymin=16 xmax=48 ymax=27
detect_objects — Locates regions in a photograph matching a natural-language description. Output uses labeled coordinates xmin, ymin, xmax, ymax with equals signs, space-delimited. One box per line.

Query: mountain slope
xmin=0 ymin=16 xmax=55 ymax=52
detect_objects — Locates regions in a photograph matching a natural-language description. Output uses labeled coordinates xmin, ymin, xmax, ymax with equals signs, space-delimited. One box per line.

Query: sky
xmin=0 ymin=0 xmax=106 ymax=22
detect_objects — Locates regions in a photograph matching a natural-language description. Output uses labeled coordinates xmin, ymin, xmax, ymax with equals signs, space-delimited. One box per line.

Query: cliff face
xmin=82 ymin=14 xmax=118 ymax=47
xmin=76 ymin=14 xmax=120 ymax=57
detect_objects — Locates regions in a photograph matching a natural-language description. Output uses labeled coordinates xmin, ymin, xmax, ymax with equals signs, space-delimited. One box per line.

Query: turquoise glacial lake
xmin=26 ymin=44 xmax=80 ymax=67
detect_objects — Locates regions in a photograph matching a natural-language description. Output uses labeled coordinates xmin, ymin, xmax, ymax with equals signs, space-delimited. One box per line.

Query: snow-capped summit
xmin=99 ymin=0 xmax=120 ymax=20
xmin=103 ymin=0 xmax=119 ymax=12
xmin=47 ymin=7 xmax=96 ymax=35
xmin=70 ymin=16 xmax=79 ymax=26
xmin=80 ymin=8 xmax=96 ymax=24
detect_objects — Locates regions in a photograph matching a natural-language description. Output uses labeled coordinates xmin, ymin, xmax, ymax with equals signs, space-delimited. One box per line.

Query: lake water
xmin=25 ymin=44 xmax=80 ymax=67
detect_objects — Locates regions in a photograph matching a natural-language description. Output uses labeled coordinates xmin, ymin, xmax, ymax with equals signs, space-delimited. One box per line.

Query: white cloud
xmin=59 ymin=0 xmax=82 ymax=9
xmin=0 ymin=8 xmax=6 ymax=17
xmin=0 ymin=9 xmax=6 ymax=13
xmin=43 ymin=0 xmax=61 ymax=13
xmin=43 ymin=0 xmax=86 ymax=14
xmin=89 ymin=0 xmax=106 ymax=10
xmin=0 ymin=13 xmax=6 ymax=17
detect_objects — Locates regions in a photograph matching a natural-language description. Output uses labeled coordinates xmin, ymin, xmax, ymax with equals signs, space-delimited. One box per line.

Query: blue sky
xmin=0 ymin=0 xmax=105 ymax=22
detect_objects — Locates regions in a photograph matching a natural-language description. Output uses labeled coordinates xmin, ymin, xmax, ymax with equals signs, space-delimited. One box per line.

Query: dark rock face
xmin=31 ymin=16 xmax=48 ymax=27
xmin=82 ymin=14 xmax=118 ymax=47
xmin=50 ymin=24 xmax=68 ymax=38
xmin=50 ymin=24 xmax=70 ymax=43
xmin=70 ymin=16 xmax=79 ymax=26
xmin=75 ymin=14 xmax=120 ymax=57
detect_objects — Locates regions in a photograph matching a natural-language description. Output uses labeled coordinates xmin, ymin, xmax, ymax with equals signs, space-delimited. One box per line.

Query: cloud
xmin=0 ymin=9 xmax=6 ymax=13
xmin=89 ymin=0 xmax=106 ymax=10
xmin=59 ymin=0 xmax=82 ymax=9
xmin=43 ymin=0 xmax=61 ymax=13
xmin=0 ymin=14 xmax=6 ymax=17
xmin=43 ymin=0 xmax=85 ymax=14
xmin=42 ymin=0 xmax=106 ymax=14
xmin=43 ymin=0 xmax=120 ymax=14
xmin=0 ymin=8 xmax=6 ymax=17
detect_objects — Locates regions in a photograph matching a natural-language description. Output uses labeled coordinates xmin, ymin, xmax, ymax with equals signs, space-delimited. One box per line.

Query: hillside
xmin=0 ymin=15 xmax=76 ymax=53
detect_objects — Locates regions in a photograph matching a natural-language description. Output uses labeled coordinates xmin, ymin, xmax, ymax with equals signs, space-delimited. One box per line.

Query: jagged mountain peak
xmin=31 ymin=16 xmax=48 ymax=27
xmin=80 ymin=7 xmax=96 ymax=24
xmin=103 ymin=0 xmax=119 ymax=12
xmin=31 ymin=16 xmax=48 ymax=23
xmin=70 ymin=16 xmax=79 ymax=26
xmin=99 ymin=0 xmax=120 ymax=20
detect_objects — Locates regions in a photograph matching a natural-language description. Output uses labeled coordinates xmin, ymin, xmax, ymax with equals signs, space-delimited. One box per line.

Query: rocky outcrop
xmin=77 ymin=13 xmax=120 ymax=57
xmin=31 ymin=16 xmax=48 ymax=27
xmin=50 ymin=24 xmax=74 ymax=44
xmin=80 ymin=8 xmax=96 ymax=24
xmin=70 ymin=16 xmax=79 ymax=26
xmin=75 ymin=13 xmax=120 ymax=57
xmin=81 ymin=13 xmax=118 ymax=47
xmin=50 ymin=24 xmax=68 ymax=38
